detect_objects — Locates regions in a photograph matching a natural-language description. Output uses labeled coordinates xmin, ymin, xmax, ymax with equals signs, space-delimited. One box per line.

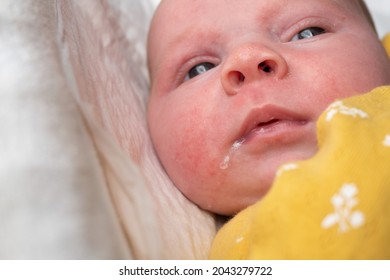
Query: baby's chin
xmin=178 ymin=137 xmax=319 ymax=216
xmin=222 ymin=149 xmax=318 ymax=215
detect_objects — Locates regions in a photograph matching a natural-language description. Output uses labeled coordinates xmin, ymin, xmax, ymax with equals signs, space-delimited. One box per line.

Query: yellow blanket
xmin=210 ymin=39 xmax=390 ymax=260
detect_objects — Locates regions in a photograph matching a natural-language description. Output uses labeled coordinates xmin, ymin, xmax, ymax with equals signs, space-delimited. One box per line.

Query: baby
xmin=147 ymin=0 xmax=390 ymax=258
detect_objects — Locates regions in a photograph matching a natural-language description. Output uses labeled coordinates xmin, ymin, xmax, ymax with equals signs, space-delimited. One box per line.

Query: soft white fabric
xmin=57 ymin=0 xmax=217 ymax=260
xmin=0 ymin=0 xmax=130 ymax=259
xmin=0 ymin=0 xmax=217 ymax=259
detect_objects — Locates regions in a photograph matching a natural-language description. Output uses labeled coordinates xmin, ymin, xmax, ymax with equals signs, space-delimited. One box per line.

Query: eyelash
xmin=184 ymin=62 xmax=216 ymax=81
xmin=290 ymin=26 xmax=326 ymax=41
xmin=285 ymin=17 xmax=331 ymax=42
xmin=177 ymin=55 xmax=219 ymax=84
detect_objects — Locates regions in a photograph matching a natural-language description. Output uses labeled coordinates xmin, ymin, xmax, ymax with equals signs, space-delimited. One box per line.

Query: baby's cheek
xmin=172 ymin=116 xmax=223 ymax=182
xmin=173 ymin=127 xmax=210 ymax=174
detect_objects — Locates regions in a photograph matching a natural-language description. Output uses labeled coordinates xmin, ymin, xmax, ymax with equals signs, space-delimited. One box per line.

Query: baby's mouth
xmin=220 ymin=105 xmax=311 ymax=170
xmin=221 ymin=108 xmax=308 ymax=170
xmin=255 ymin=118 xmax=281 ymax=131
xmin=251 ymin=118 xmax=306 ymax=133
xmin=239 ymin=105 xmax=309 ymax=143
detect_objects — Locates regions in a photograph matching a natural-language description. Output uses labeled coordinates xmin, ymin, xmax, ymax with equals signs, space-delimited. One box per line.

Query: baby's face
xmin=148 ymin=0 xmax=390 ymax=215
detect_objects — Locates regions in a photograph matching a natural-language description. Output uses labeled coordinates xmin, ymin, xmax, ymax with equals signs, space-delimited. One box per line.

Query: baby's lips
xmin=239 ymin=104 xmax=307 ymax=141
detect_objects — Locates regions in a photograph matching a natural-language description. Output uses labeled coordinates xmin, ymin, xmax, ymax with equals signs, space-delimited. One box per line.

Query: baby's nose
xmin=221 ymin=43 xmax=288 ymax=95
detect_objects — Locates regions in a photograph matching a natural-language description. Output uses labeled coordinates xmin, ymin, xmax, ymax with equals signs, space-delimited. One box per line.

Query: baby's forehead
xmin=153 ymin=0 xmax=365 ymax=22
xmin=150 ymin=0 xmax=362 ymax=44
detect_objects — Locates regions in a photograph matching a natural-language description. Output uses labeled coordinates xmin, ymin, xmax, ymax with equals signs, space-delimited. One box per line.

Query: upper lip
xmin=239 ymin=104 xmax=308 ymax=140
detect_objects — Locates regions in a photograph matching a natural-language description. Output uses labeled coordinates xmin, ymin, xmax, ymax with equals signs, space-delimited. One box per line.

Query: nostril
xmin=228 ymin=71 xmax=245 ymax=85
xmin=258 ymin=61 xmax=273 ymax=73
xmin=238 ymin=72 xmax=245 ymax=82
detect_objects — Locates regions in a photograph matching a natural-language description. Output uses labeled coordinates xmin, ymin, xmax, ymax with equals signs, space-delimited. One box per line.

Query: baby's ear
xmin=383 ymin=33 xmax=390 ymax=58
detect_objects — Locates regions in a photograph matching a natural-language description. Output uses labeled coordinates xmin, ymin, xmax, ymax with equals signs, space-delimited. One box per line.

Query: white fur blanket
xmin=0 ymin=0 xmax=216 ymax=259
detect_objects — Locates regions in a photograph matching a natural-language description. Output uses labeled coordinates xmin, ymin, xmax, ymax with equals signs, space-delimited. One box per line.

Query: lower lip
xmin=243 ymin=120 xmax=309 ymax=145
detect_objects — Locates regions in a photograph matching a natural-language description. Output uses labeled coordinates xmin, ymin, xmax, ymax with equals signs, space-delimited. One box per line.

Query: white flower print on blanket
xmin=383 ymin=135 xmax=390 ymax=147
xmin=321 ymin=183 xmax=365 ymax=233
xmin=325 ymin=101 xmax=369 ymax=122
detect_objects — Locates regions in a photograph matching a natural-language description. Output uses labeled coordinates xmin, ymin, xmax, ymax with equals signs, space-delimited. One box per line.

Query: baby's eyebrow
xmin=166 ymin=27 xmax=223 ymax=53
xmin=154 ymin=27 xmax=223 ymax=77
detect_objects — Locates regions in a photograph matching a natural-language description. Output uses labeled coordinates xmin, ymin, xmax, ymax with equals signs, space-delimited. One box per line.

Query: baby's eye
xmin=186 ymin=62 xmax=216 ymax=80
xmin=291 ymin=27 xmax=326 ymax=41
